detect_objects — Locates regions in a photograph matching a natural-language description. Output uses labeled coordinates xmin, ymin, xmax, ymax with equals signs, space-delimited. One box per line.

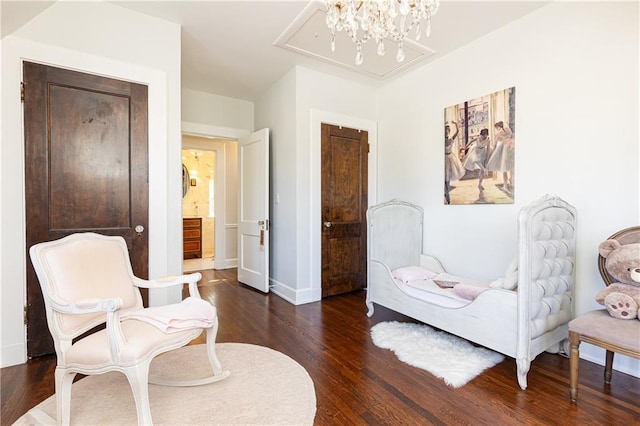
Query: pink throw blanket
xmin=121 ymin=297 xmax=215 ymax=333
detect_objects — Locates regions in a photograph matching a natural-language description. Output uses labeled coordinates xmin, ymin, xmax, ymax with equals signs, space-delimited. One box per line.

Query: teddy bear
xmin=595 ymin=239 xmax=640 ymax=320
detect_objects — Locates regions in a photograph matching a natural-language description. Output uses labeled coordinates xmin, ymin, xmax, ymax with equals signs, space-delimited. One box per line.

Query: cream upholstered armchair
xmin=29 ymin=232 xmax=230 ymax=425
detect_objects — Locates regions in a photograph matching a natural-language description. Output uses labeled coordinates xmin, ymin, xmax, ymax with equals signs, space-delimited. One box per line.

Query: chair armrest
xmin=132 ymin=273 xmax=202 ymax=288
xmin=67 ymin=299 xmax=127 ymax=363
xmin=46 ymin=294 xmax=123 ymax=314
xmin=133 ymin=272 xmax=204 ymax=299
xmin=46 ymin=294 xmax=126 ymax=361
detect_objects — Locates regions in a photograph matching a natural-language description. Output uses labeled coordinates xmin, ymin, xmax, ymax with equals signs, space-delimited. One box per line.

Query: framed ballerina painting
xmin=444 ymin=86 xmax=515 ymax=205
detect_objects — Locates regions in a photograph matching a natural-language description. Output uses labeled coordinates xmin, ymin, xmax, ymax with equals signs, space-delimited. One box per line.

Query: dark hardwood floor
xmin=2 ymin=268 xmax=639 ymax=425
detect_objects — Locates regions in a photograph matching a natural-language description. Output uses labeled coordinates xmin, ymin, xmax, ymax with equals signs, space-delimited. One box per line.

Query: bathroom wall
xmin=182 ymin=150 xmax=216 ymax=258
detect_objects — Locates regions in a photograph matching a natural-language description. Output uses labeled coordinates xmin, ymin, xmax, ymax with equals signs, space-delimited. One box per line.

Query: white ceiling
xmin=2 ymin=1 xmax=548 ymax=101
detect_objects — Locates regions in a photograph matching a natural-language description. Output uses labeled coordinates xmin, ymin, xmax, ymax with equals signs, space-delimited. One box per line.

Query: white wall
xmin=255 ymin=69 xmax=298 ymax=297
xmin=182 ymin=88 xmax=254 ymax=131
xmin=0 ymin=1 xmax=181 ymax=367
xmin=2 ymin=0 xmax=636 ymax=379
xmin=255 ymin=66 xmax=378 ymax=304
xmin=377 ymin=1 xmax=639 ymax=376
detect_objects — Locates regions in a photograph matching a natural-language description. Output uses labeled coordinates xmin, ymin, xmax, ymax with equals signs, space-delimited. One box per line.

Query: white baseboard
xmin=1 ymin=343 xmax=26 ymax=368
xmin=579 ymin=344 xmax=639 ymax=378
xmin=270 ymin=278 xmax=316 ymax=306
xmin=213 ymin=259 xmax=238 ymax=270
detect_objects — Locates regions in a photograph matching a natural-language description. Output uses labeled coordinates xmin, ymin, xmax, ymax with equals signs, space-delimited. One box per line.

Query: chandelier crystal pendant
xmin=325 ymin=0 xmax=439 ymax=66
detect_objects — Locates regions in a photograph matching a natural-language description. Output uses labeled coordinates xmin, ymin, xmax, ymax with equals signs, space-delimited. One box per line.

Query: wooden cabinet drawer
xmin=183 ymin=218 xmax=201 ymax=228
xmin=184 ymin=228 xmax=201 ymax=239
xmin=183 ymin=217 xmax=202 ymax=259
xmin=183 ymin=241 xmax=201 ymax=252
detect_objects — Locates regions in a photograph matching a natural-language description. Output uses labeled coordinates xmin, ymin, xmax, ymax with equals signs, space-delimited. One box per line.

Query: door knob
xmin=324 ymin=221 xmax=332 ymax=228
xmin=135 ymin=225 xmax=144 ymax=235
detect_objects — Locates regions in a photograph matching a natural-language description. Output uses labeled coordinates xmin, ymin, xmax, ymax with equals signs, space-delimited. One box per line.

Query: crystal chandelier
xmin=325 ymin=0 xmax=439 ymax=65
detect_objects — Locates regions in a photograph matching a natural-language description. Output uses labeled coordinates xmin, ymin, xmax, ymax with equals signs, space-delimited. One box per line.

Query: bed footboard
xmin=515 ymin=195 xmax=577 ymax=388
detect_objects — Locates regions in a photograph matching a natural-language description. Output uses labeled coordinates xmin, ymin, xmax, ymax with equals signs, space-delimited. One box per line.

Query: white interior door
xmin=238 ymin=128 xmax=270 ymax=292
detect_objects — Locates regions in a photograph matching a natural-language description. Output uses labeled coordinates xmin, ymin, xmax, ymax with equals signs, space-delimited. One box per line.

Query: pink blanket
xmin=121 ymin=297 xmax=215 ymax=333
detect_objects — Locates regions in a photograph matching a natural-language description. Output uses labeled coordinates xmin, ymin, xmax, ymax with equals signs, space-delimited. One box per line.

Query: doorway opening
xmin=182 ymin=146 xmax=216 ymax=272
xmin=181 ymin=133 xmax=238 ymax=273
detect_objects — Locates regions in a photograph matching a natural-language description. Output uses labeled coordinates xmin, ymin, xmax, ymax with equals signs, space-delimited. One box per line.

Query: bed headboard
xmin=517 ymin=194 xmax=577 ymax=344
xmin=367 ymin=199 xmax=423 ymax=272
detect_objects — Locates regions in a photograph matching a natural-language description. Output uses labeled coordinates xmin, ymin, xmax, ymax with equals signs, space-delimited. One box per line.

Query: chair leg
xmin=604 ymin=350 xmax=614 ymax=384
xmin=569 ymin=331 xmax=580 ymax=402
xmin=205 ymin=316 xmax=223 ymax=375
xmin=54 ymin=368 xmax=77 ymax=425
xmin=124 ymin=362 xmax=153 ymax=425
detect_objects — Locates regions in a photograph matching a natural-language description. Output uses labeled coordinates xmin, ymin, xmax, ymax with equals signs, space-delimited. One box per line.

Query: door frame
xmin=2 ymin=41 xmax=169 ymax=367
xmin=23 ymin=61 xmax=150 ymax=357
xmin=182 ymin=122 xmax=250 ymax=270
xmin=310 ymin=110 xmax=378 ymax=302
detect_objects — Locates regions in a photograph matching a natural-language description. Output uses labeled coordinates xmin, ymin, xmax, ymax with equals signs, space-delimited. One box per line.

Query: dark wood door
xmin=23 ymin=62 xmax=149 ymax=357
xmin=321 ymin=123 xmax=368 ymax=298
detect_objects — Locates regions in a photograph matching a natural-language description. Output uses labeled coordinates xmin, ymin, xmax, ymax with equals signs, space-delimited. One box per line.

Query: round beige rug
xmin=15 ymin=343 xmax=316 ymax=425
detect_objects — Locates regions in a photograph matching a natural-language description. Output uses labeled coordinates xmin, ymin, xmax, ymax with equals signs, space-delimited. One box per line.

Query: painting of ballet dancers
xmin=444 ymin=87 xmax=515 ymax=205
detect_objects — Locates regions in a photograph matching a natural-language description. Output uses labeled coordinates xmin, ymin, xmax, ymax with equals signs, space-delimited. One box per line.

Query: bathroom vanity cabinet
xmin=183 ymin=217 xmax=202 ymax=259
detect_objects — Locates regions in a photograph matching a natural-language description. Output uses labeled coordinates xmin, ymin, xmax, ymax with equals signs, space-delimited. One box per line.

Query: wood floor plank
xmin=2 ymin=268 xmax=639 ymax=425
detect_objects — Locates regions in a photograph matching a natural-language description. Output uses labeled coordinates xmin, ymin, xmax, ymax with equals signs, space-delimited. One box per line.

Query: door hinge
xmin=20 ymin=82 xmax=25 ymax=102
xmin=367 ymin=143 xmax=370 ymax=153
xmin=23 ymin=305 xmax=28 ymax=325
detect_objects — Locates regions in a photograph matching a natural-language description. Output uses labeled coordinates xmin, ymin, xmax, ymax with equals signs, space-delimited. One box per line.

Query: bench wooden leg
xmin=569 ymin=331 xmax=580 ymax=402
xmin=604 ymin=350 xmax=614 ymax=384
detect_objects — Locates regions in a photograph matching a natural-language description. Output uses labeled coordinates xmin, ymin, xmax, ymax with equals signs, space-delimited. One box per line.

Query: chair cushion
xmin=569 ymin=310 xmax=640 ymax=350
xmin=64 ymin=320 xmax=202 ymax=368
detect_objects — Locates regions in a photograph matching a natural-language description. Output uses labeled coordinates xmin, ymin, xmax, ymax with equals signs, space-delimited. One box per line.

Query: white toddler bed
xmin=366 ymin=195 xmax=577 ymax=389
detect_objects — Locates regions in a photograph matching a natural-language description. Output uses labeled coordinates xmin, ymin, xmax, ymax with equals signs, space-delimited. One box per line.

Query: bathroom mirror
xmin=182 ymin=164 xmax=190 ymax=198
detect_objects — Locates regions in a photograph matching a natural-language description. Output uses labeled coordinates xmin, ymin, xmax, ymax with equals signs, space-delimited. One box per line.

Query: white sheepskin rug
xmin=370 ymin=321 xmax=505 ymax=388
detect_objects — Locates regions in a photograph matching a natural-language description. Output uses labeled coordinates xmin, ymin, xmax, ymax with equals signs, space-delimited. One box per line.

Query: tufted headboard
xmin=517 ymin=194 xmax=577 ymax=348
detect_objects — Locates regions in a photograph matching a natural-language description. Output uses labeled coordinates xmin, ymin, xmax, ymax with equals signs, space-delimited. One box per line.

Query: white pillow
xmin=391 ymin=266 xmax=438 ymax=283
xmin=489 ymin=257 xmax=518 ymax=290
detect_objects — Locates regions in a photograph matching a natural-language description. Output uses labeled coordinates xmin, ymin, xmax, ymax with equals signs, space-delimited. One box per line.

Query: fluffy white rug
xmin=371 ymin=321 xmax=504 ymax=388
xmin=15 ymin=343 xmax=316 ymax=425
